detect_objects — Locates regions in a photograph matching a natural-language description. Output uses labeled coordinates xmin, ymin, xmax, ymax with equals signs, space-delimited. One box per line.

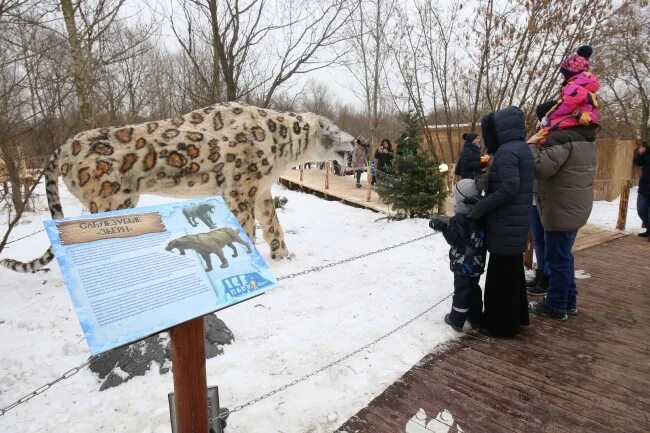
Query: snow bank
xmin=0 ymin=182 xmax=457 ymax=433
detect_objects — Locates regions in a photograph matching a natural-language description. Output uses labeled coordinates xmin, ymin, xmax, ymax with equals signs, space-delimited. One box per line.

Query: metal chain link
xmin=215 ymin=290 xmax=453 ymax=421
xmin=0 ymin=356 xmax=99 ymax=416
xmin=277 ymin=233 xmax=434 ymax=281
xmin=5 ymin=229 xmax=45 ymax=245
xmin=0 ymin=232 xmax=438 ymax=418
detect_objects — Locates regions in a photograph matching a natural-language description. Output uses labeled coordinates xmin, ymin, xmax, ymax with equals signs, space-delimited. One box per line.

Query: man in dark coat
xmin=527 ymin=125 xmax=598 ymax=320
xmin=634 ymin=141 xmax=650 ymax=239
xmin=455 ymin=132 xmax=483 ymax=179
xmin=468 ymin=106 xmax=533 ymax=337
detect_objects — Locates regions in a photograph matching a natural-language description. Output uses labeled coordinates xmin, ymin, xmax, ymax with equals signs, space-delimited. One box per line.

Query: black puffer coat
xmin=455 ymin=141 xmax=483 ymax=179
xmin=472 ymin=106 xmax=534 ymax=255
xmin=634 ymin=148 xmax=650 ymax=196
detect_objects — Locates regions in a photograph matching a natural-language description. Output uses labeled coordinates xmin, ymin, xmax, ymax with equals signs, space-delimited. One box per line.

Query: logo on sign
xmin=222 ymin=272 xmax=273 ymax=301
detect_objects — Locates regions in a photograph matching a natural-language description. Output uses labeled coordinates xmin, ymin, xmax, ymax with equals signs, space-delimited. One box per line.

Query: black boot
xmin=444 ymin=314 xmax=464 ymax=332
xmin=638 ymin=231 xmax=648 ymax=238
xmin=529 ymin=301 xmax=568 ymax=321
xmin=527 ymin=272 xmax=548 ymax=296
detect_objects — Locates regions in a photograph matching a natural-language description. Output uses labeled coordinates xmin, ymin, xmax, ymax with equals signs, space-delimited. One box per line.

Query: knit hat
xmin=560 ymin=45 xmax=592 ymax=79
xmin=453 ymin=178 xmax=481 ymax=204
xmin=535 ymin=100 xmax=557 ymax=121
xmin=462 ymin=132 xmax=479 ymax=142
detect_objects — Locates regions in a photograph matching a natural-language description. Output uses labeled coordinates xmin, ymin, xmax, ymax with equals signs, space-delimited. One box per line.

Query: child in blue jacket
xmin=430 ymin=178 xmax=487 ymax=331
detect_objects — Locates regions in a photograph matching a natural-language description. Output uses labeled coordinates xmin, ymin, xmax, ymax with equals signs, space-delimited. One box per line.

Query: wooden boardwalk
xmin=280 ymin=167 xmax=392 ymax=214
xmin=279 ymin=167 xmax=627 ymax=251
xmin=337 ymin=235 xmax=650 ymax=433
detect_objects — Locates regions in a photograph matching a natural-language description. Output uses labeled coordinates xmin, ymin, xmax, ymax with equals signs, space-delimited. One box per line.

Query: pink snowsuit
xmin=540 ymin=71 xmax=600 ymax=137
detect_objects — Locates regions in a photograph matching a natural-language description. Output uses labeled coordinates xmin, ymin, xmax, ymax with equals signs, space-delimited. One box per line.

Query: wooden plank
xmin=337 ymin=236 xmax=650 ymax=433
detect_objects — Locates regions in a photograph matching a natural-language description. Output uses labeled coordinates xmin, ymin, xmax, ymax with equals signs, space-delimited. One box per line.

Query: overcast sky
xmin=127 ymin=0 xmax=364 ymax=109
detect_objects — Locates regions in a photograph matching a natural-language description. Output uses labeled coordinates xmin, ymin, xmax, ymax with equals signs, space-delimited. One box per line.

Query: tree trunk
xmin=60 ymin=0 xmax=93 ymax=128
xmin=0 ymin=142 xmax=23 ymax=214
xmin=207 ymin=0 xmax=223 ymax=102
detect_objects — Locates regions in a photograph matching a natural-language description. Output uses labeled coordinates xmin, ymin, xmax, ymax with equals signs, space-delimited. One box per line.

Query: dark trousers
xmin=638 ymin=192 xmax=649 ymax=228
xmin=530 ymin=205 xmax=547 ymax=275
xmin=355 ymin=169 xmax=363 ymax=184
xmin=449 ymin=274 xmax=483 ymax=327
xmin=544 ymin=230 xmax=578 ymax=314
xmin=483 ymin=254 xmax=529 ymax=337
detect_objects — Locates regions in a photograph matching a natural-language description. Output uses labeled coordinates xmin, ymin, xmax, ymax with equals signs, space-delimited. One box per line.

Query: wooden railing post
xmin=524 ymin=232 xmax=534 ymax=269
xmin=366 ymin=161 xmax=372 ymax=202
xmin=616 ymin=180 xmax=632 ymax=231
xmin=325 ymin=161 xmax=330 ymax=190
xmin=299 ymin=165 xmax=304 ymax=182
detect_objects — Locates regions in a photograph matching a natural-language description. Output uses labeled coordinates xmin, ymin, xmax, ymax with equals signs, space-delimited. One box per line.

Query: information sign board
xmin=44 ymin=197 xmax=278 ymax=355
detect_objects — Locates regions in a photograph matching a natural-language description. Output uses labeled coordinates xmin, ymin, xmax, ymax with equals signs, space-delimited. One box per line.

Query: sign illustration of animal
xmin=1 ymin=102 xmax=354 ymax=272
xmin=182 ymin=203 xmax=217 ymax=229
xmin=165 ymin=227 xmax=252 ymax=271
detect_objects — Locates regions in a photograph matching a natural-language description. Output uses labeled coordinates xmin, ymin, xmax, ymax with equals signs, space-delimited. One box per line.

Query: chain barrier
xmin=277 ymin=233 xmax=434 ymax=281
xmin=214 ymin=290 xmax=453 ymax=422
xmin=0 ymin=232 xmax=438 ymax=418
xmin=5 ymin=228 xmax=45 ymax=245
xmin=0 ymin=357 xmax=98 ymax=416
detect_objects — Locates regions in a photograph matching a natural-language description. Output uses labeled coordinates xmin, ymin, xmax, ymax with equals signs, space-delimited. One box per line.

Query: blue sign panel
xmin=44 ymin=196 xmax=278 ymax=355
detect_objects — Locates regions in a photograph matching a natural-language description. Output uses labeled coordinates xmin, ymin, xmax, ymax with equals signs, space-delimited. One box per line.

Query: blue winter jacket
xmin=472 ymin=106 xmax=534 ymax=255
xmin=455 ymin=141 xmax=483 ymax=179
xmin=440 ymin=214 xmax=487 ymax=277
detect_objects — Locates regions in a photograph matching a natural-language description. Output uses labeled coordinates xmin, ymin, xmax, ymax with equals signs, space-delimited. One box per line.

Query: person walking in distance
xmin=352 ymin=137 xmax=369 ymax=188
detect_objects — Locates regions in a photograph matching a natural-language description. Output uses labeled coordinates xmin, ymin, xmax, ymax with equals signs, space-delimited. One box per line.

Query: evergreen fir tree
xmin=395 ymin=111 xmax=421 ymax=156
xmin=376 ymin=111 xmax=446 ymax=219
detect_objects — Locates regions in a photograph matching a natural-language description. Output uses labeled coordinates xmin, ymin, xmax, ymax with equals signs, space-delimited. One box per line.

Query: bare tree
xmin=345 ymin=0 xmax=398 ymax=151
xmin=59 ymin=0 xmax=156 ymax=128
xmin=598 ymin=0 xmax=650 ymax=140
xmin=170 ymin=0 xmax=354 ymax=108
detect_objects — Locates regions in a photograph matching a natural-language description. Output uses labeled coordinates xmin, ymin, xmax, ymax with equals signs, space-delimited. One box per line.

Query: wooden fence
xmin=593 ymin=138 xmax=638 ymax=201
xmin=427 ymin=134 xmax=638 ymax=202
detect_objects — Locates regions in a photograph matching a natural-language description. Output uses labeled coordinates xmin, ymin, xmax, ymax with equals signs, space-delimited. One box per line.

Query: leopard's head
xmin=314 ymin=117 xmax=354 ymax=167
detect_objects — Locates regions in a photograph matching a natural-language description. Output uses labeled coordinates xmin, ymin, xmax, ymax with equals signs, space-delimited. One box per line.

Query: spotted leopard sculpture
xmin=1 ymin=102 xmax=354 ymax=272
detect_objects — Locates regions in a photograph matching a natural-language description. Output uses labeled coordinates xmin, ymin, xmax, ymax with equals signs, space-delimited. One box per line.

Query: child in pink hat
xmin=538 ymin=45 xmax=600 ymax=139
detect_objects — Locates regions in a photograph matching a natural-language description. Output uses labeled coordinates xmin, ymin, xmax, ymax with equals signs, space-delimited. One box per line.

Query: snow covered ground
xmin=0 ymin=182 xmax=457 ymax=433
xmin=588 ymin=186 xmax=644 ymax=232
xmin=0 ymin=182 xmax=642 ymax=433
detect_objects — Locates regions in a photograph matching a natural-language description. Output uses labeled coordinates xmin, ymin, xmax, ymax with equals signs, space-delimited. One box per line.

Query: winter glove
xmin=429 ymin=215 xmax=450 ymax=232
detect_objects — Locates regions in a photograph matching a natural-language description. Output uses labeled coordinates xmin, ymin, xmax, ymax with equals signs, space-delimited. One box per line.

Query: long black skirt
xmin=482 ymin=254 xmax=529 ymax=337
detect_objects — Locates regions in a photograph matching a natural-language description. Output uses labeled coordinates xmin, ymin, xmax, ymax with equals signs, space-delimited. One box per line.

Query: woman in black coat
xmin=372 ymin=139 xmax=394 ymax=185
xmin=455 ymin=132 xmax=483 ymax=179
xmin=468 ymin=106 xmax=534 ymax=337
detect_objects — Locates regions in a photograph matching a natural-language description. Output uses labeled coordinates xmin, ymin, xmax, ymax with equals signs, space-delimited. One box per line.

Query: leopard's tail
xmin=1 ymin=150 xmax=63 ymax=272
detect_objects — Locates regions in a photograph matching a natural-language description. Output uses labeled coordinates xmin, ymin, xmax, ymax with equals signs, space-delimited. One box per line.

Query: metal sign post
xmin=169 ymin=316 xmax=209 ymax=433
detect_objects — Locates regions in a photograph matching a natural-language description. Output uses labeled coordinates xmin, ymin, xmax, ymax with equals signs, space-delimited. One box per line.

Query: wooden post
xmin=325 ymin=161 xmax=330 ymax=189
xmin=616 ymin=180 xmax=632 ymax=231
xmin=299 ymin=166 xmax=304 ymax=182
xmin=366 ymin=161 xmax=372 ymax=202
xmin=170 ymin=317 xmax=208 ymax=433
xmin=524 ymin=232 xmax=534 ymax=269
